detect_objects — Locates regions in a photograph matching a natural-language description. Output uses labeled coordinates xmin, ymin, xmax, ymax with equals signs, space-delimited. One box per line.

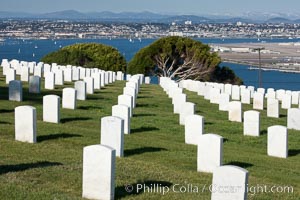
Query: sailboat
xmin=18 ymin=48 xmax=21 ymax=54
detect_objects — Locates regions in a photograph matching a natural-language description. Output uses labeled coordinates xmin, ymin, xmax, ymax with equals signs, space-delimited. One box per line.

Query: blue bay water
xmin=0 ymin=38 xmax=299 ymax=90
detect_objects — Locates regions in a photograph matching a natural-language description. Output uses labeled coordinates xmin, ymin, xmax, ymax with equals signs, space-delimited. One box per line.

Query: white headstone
xmin=100 ymin=72 xmax=105 ymax=87
xmin=231 ymin=85 xmax=240 ymax=100
xmin=43 ymin=95 xmax=60 ymax=123
xmin=33 ymin=65 xmax=42 ymax=77
xmin=72 ymin=67 xmax=80 ymax=81
xmin=287 ymin=108 xmax=300 ymax=130
xmin=257 ymin=88 xmax=265 ymax=94
xmin=43 ymin=64 xmax=51 ymax=77
xmin=29 ymin=76 xmax=41 ymax=93
xmin=45 ymin=72 xmax=55 ymax=90
xmin=101 ymin=116 xmax=124 ymax=157
xmin=268 ymin=125 xmax=288 ymax=158
xmin=86 ymin=68 xmax=91 ymax=77
xmin=116 ymin=71 xmax=124 ymax=80
xmin=247 ymin=86 xmax=255 ymax=98
xmin=243 ymin=110 xmax=260 ymax=137
xmin=241 ymin=89 xmax=251 ymax=104
xmin=145 ymin=76 xmax=151 ymax=84
xmin=79 ymin=68 xmax=86 ymax=79
xmin=75 ymin=81 xmax=87 ymax=100
xmin=82 ymin=145 xmax=115 ymax=200
xmin=266 ymin=90 xmax=276 ymax=99
xmin=21 ymin=66 xmax=29 ymax=82
xmin=9 ymin=80 xmax=22 ymax=101
xmin=123 ymin=86 xmax=137 ymax=108
xmin=173 ymin=93 xmax=187 ymax=114
xmin=104 ymin=72 xmax=109 ymax=85
xmin=228 ymin=101 xmax=242 ymax=122
xmin=126 ymin=74 xmax=132 ymax=81
xmin=84 ymin=77 xmax=94 ymax=94
xmin=210 ymin=88 xmax=221 ymax=104
xmin=62 ymin=88 xmax=77 ymax=109
xmin=197 ymin=134 xmax=223 ymax=173
xmin=267 ymin=98 xmax=279 ymax=118
xmin=281 ymin=94 xmax=292 ymax=109
xmin=15 ymin=106 xmax=36 ymax=143
xmin=185 ymin=114 xmax=204 ymax=145
xmin=291 ymin=91 xmax=299 ymax=105
xmin=219 ymin=93 xmax=230 ymax=111
xmin=92 ymin=73 xmax=101 ymax=90
xmin=179 ymin=102 xmax=195 ymax=125
xmin=54 ymin=70 xmax=64 ymax=85
xmin=118 ymin=95 xmax=133 ymax=117
xmin=211 ymin=165 xmax=248 ymax=200
xmin=64 ymin=68 xmax=72 ymax=82
xmin=253 ymin=92 xmax=264 ymax=110
xmin=6 ymin=68 xmax=16 ymax=84
xmin=276 ymin=89 xmax=285 ymax=101
xmin=112 ymin=105 xmax=130 ymax=134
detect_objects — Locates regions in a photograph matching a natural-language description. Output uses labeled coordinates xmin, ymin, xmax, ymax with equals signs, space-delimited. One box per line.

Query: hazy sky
xmin=1 ymin=0 xmax=300 ymax=14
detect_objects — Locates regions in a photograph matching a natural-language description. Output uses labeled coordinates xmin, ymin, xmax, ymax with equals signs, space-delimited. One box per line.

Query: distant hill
xmin=40 ymin=10 xmax=87 ymax=19
xmin=0 ymin=10 xmax=300 ymax=24
xmin=266 ymin=17 xmax=293 ymax=24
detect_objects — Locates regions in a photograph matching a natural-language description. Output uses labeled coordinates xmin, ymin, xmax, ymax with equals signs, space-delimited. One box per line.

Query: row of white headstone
xmin=180 ymin=79 xmax=300 ymax=108
xmin=11 ymin=58 xmax=125 ymax=143
xmin=180 ymin=79 xmax=300 ymax=131
xmin=159 ymin=77 xmax=248 ymax=200
xmin=83 ymin=74 xmax=144 ymax=200
xmin=2 ymin=59 xmax=126 ymax=84
xmin=179 ymin=79 xmax=294 ymax=159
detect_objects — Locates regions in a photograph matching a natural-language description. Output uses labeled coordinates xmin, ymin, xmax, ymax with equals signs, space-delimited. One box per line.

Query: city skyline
xmin=1 ymin=0 xmax=300 ymax=16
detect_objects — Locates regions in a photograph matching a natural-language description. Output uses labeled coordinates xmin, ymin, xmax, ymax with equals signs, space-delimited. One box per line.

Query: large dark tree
xmin=128 ymin=36 xmax=242 ymax=84
xmin=41 ymin=43 xmax=126 ymax=72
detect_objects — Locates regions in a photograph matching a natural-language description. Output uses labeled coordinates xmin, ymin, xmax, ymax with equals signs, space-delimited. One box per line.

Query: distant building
xmin=236 ymin=21 xmax=243 ymax=26
xmin=185 ymin=20 xmax=192 ymax=25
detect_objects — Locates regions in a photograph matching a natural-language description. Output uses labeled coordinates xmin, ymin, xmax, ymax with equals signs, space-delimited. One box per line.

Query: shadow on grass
xmin=133 ymin=113 xmax=156 ymax=117
xmin=205 ymin=122 xmax=214 ymax=125
xmin=260 ymin=130 xmax=267 ymax=135
xmin=125 ymin=147 xmax=167 ymax=157
xmin=280 ymin=114 xmax=287 ymax=118
xmin=131 ymin=126 xmax=159 ymax=134
xmin=78 ymin=105 xmax=102 ymax=110
xmin=61 ymin=117 xmax=92 ymax=123
xmin=226 ymin=161 xmax=253 ymax=168
xmin=0 ymin=161 xmax=63 ymax=175
xmin=0 ymin=121 xmax=11 ymax=125
xmin=0 ymin=109 xmax=14 ymax=113
xmin=137 ymin=95 xmax=152 ymax=99
xmin=289 ymin=149 xmax=300 ymax=157
xmin=23 ymin=90 xmax=62 ymax=103
xmin=115 ymin=180 xmax=173 ymax=199
xmin=37 ymin=133 xmax=82 ymax=142
xmin=223 ymin=138 xmax=229 ymax=143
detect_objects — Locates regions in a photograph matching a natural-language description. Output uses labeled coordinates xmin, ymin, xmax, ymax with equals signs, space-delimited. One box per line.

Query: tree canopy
xmin=128 ymin=36 xmax=242 ymax=84
xmin=41 ymin=43 xmax=126 ymax=72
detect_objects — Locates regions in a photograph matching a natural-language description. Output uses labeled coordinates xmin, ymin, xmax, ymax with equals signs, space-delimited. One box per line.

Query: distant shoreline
xmin=222 ymin=59 xmax=300 ymax=74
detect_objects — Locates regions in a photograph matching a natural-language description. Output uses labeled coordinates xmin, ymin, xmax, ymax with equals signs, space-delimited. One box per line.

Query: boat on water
xmin=0 ymin=38 xmax=5 ymax=42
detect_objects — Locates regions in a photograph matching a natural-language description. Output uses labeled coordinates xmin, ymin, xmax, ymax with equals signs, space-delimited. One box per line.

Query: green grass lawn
xmin=0 ymin=70 xmax=299 ymax=200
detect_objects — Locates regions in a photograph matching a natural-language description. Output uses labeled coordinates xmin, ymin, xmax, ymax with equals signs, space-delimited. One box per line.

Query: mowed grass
xmin=0 ymin=69 xmax=299 ymax=200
